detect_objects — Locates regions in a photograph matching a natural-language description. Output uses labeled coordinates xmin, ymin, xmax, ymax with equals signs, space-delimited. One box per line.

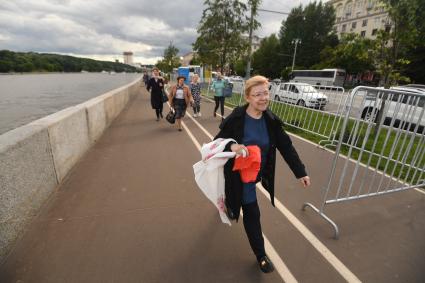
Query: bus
xmin=289 ymin=69 xmax=346 ymax=87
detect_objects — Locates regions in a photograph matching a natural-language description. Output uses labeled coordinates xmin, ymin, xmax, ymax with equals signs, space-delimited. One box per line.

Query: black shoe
xmin=225 ymin=200 xmax=236 ymax=220
xmin=258 ymin=256 xmax=274 ymax=273
xmin=160 ymin=113 xmax=163 ymax=118
xmin=213 ymin=112 xmax=216 ymax=117
xmin=178 ymin=128 xmax=182 ymax=132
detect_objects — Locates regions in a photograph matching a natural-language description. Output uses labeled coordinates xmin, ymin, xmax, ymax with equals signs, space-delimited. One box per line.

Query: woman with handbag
xmin=146 ymin=67 xmax=165 ymax=121
xmin=214 ymin=75 xmax=311 ymax=273
xmin=169 ymin=75 xmax=193 ymax=131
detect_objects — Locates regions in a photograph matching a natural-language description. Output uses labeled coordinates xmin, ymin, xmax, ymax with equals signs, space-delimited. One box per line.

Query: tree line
xmin=190 ymin=0 xmax=424 ymax=85
xmin=0 ymin=50 xmax=138 ymax=73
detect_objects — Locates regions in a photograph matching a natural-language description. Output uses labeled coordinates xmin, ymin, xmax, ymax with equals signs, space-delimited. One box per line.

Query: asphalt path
xmin=0 ymin=87 xmax=424 ymax=282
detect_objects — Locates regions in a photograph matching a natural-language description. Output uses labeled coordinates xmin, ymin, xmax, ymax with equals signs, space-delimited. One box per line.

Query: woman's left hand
xmin=299 ymin=176 xmax=311 ymax=188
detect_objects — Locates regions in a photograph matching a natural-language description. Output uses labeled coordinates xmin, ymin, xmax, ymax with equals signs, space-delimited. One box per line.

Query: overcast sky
xmin=0 ymin=0 xmax=312 ymax=64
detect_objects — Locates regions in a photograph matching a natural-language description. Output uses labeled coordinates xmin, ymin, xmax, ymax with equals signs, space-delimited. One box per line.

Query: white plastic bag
xmin=193 ymin=139 xmax=236 ymax=225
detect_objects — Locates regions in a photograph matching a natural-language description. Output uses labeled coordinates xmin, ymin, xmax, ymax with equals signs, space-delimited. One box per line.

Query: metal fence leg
xmin=302 ymin=202 xmax=340 ymax=239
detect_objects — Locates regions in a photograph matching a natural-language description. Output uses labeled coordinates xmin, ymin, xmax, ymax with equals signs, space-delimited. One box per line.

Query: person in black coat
xmin=214 ymin=75 xmax=311 ymax=273
xmin=146 ymin=67 xmax=164 ymax=121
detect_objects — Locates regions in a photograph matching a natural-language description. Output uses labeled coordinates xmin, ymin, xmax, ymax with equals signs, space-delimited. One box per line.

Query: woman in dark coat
xmin=214 ymin=75 xmax=311 ymax=273
xmin=146 ymin=67 xmax=164 ymax=121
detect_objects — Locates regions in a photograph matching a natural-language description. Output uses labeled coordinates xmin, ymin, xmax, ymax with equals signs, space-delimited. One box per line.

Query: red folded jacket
xmin=232 ymin=145 xmax=261 ymax=183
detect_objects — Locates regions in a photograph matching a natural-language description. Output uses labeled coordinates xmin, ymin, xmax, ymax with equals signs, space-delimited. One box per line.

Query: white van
xmin=272 ymin=82 xmax=328 ymax=109
xmin=360 ymin=87 xmax=425 ymax=131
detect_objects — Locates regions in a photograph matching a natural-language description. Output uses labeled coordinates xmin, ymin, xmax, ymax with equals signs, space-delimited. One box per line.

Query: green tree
xmin=156 ymin=42 xmax=180 ymax=73
xmin=233 ymin=58 xmax=247 ymax=77
xmin=279 ymin=2 xmax=338 ymax=70
xmin=252 ymin=34 xmax=281 ymax=78
xmin=193 ymin=0 xmax=250 ymax=72
xmin=397 ymin=0 xmax=425 ymax=83
xmin=373 ymin=0 xmax=421 ymax=86
xmin=316 ymin=33 xmax=375 ymax=75
xmin=189 ymin=52 xmax=202 ymax=65
xmin=0 ymin=50 xmax=138 ymax=73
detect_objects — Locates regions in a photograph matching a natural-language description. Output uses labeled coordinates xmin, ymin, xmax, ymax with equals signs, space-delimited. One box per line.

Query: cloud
xmin=0 ymin=0 xmax=312 ymax=64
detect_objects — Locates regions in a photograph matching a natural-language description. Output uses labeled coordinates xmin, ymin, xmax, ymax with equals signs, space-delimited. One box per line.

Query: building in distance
xmin=123 ymin=51 xmax=134 ymax=65
xmin=329 ymin=0 xmax=390 ymax=39
xmin=181 ymin=52 xmax=194 ymax=66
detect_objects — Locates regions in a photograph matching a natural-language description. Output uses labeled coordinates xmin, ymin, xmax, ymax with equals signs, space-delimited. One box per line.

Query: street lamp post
xmin=291 ymin=38 xmax=301 ymax=72
xmin=245 ymin=5 xmax=254 ymax=80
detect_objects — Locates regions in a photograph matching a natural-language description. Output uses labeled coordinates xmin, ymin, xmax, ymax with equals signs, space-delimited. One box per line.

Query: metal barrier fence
xmin=268 ymin=83 xmax=349 ymax=145
xmin=198 ymin=81 xmax=424 ymax=238
xmin=201 ymin=81 xmax=352 ymax=146
xmin=312 ymin=85 xmax=346 ymax=106
xmin=302 ymin=86 xmax=425 ymax=239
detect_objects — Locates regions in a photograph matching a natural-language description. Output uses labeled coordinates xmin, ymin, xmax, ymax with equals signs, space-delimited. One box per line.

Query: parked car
xmin=268 ymin=79 xmax=281 ymax=91
xmin=360 ymin=87 xmax=425 ymax=131
xmin=272 ymin=82 xmax=328 ymax=109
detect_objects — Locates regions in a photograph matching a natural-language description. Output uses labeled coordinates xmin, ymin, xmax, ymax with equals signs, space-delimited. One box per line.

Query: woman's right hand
xmin=230 ymin=144 xmax=249 ymax=157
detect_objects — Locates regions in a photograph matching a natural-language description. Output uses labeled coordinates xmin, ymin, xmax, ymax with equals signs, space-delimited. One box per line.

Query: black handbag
xmin=166 ymin=109 xmax=176 ymax=124
xmin=223 ymin=82 xmax=233 ymax=97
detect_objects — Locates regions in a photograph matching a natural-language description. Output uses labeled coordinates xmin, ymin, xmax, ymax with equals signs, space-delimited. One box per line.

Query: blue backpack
xmin=223 ymin=82 xmax=233 ymax=97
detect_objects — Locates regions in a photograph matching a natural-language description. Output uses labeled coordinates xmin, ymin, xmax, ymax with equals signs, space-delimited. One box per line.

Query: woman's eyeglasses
xmin=251 ymin=91 xmax=269 ymax=98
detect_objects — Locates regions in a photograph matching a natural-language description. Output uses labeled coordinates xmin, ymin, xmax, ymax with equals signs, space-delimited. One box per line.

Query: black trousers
xmin=155 ymin=104 xmax=163 ymax=118
xmin=214 ymin=96 xmax=225 ymax=116
xmin=242 ymin=201 xmax=266 ymax=261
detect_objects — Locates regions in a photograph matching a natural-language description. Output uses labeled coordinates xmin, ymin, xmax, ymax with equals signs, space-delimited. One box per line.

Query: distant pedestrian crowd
xmin=144 ymin=67 xmax=228 ymax=131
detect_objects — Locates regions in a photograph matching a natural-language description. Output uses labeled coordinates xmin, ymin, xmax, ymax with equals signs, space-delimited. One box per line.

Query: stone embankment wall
xmin=0 ymin=78 xmax=141 ymax=261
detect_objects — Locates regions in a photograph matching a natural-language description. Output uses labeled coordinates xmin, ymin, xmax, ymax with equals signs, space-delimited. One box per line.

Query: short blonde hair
xmin=245 ymin=75 xmax=268 ymax=97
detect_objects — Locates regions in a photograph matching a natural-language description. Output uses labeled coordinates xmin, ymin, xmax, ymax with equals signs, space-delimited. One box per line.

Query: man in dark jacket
xmin=215 ymin=75 xmax=311 ymax=273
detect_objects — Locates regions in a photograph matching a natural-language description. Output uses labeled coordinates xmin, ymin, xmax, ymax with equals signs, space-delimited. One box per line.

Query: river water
xmin=0 ymin=73 xmax=141 ymax=135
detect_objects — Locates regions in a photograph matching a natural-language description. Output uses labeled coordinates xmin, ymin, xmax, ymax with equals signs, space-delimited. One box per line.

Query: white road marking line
xmin=182 ymin=121 xmax=201 ymax=151
xmin=186 ymin=112 xmax=214 ymax=141
xmin=256 ymin=184 xmax=361 ymax=283
xmin=186 ymin=105 xmax=362 ymax=283
xmin=203 ymin=96 xmax=425 ymax=195
xmin=182 ymin=118 xmax=296 ymax=283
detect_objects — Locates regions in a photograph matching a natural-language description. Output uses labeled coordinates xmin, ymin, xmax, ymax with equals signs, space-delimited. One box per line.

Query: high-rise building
xmin=123 ymin=52 xmax=133 ymax=65
xmin=329 ymin=0 xmax=390 ymax=39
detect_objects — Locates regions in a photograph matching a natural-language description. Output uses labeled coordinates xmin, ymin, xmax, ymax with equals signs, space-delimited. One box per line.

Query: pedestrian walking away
xmin=190 ymin=74 xmax=202 ymax=117
xmin=169 ymin=75 xmax=193 ymax=131
xmin=146 ymin=67 xmax=164 ymax=121
xmin=142 ymin=71 xmax=150 ymax=86
xmin=211 ymin=72 xmax=226 ymax=120
xmin=214 ymin=75 xmax=311 ymax=273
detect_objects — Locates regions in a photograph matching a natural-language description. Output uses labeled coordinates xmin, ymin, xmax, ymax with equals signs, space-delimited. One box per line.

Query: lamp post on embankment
xmin=291 ymin=38 xmax=301 ymax=72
